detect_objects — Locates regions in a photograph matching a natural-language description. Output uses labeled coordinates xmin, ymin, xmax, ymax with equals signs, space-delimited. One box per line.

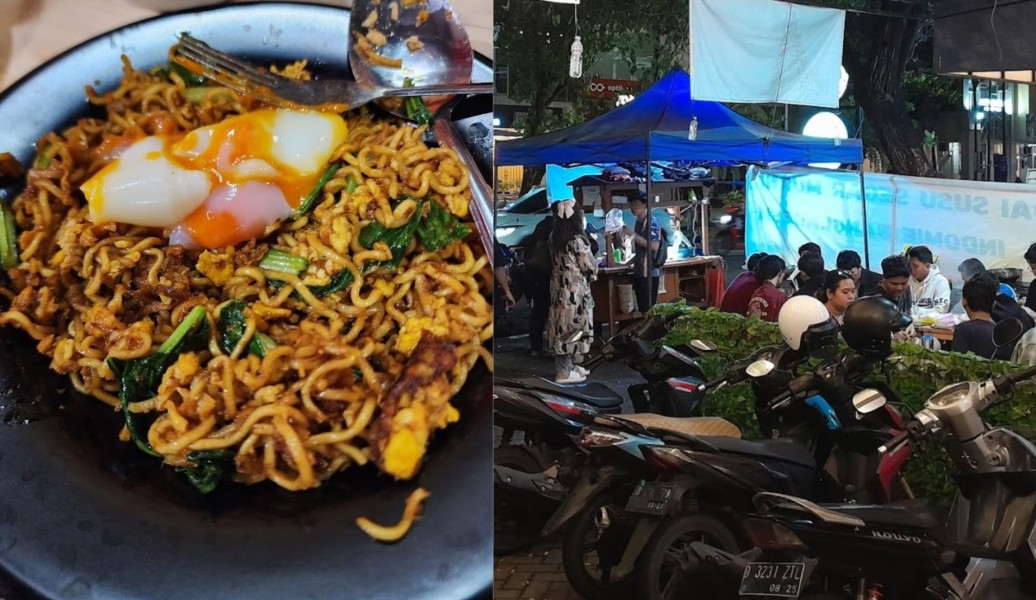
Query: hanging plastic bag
xmin=604 ymin=208 xmax=625 ymax=234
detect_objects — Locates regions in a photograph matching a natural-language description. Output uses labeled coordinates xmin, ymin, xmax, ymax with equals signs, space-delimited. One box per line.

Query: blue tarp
xmin=496 ymin=69 xmax=864 ymax=167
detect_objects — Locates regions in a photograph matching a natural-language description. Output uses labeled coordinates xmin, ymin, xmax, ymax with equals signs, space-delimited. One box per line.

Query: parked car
xmin=495 ymin=187 xmax=670 ymax=256
xmin=495 ymin=187 xmax=550 ymax=251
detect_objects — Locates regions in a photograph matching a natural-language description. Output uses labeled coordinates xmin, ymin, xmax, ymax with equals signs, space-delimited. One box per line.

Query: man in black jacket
xmin=860 ymin=255 xmax=913 ymax=315
xmin=837 ymin=250 xmax=882 ymax=295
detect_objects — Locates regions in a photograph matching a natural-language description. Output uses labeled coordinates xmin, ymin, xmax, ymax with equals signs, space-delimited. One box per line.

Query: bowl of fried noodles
xmin=0 ymin=3 xmax=493 ymax=599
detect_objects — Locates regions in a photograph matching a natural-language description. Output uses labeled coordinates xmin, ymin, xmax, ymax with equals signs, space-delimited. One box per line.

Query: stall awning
xmin=496 ymin=70 xmax=864 ymax=167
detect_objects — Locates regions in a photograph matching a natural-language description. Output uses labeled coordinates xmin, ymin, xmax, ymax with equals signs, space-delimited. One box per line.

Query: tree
xmin=496 ymin=0 xmax=684 ymax=191
xmin=839 ymin=0 xmax=937 ymax=176
xmin=610 ymin=1 xmax=689 ymax=83
xmin=496 ymin=0 xmax=601 ymax=191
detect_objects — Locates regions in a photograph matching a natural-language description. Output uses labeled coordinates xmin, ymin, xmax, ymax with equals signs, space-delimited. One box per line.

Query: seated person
xmin=860 ymin=255 xmax=913 ymax=316
xmin=906 ymin=245 xmax=951 ymax=317
xmin=782 ymin=242 xmax=822 ymax=296
xmin=792 ymin=251 xmax=826 ymax=299
xmin=799 ymin=242 xmax=822 ymax=258
xmin=747 ymin=255 xmax=788 ymax=322
xmin=952 ymin=272 xmax=1013 ymax=361
xmin=953 ymin=257 xmax=1033 ymax=331
xmin=956 ymin=258 xmax=1016 ymax=302
xmin=719 ymin=252 xmax=767 ymax=314
xmin=1025 ymin=242 xmax=1036 ymax=312
xmin=837 ymin=249 xmax=882 ymax=295
xmin=816 ymin=269 xmax=856 ymax=325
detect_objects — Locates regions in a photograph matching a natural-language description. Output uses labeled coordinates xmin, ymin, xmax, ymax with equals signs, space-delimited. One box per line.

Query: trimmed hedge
xmin=650 ymin=302 xmax=1036 ymax=506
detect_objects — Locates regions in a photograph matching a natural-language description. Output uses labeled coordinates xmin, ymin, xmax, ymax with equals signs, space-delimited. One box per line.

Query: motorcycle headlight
xmin=578 ymin=428 xmax=630 ymax=448
xmin=719 ymin=215 xmax=732 ymax=224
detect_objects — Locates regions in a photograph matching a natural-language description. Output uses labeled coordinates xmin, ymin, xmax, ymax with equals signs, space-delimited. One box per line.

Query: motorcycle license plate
xmin=738 ymin=562 xmax=805 ymax=598
xmin=624 ymin=481 xmax=676 ymax=515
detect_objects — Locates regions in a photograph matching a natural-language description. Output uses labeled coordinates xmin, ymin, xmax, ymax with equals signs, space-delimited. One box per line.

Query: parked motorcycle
xmin=549 ymin=344 xmax=820 ymax=598
xmin=691 ymin=317 xmax=1032 ymax=600
xmin=625 ymin=296 xmax=919 ymax=600
xmin=493 ymin=314 xmax=714 ymax=554
xmin=555 ymin=298 xmax=845 ymax=596
xmin=550 ymin=346 xmax=801 ymax=599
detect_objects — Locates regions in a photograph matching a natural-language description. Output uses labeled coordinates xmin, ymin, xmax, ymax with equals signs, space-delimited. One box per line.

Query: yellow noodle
xmin=356 ymin=487 xmax=431 ymax=543
xmin=0 ymin=54 xmax=491 ymax=504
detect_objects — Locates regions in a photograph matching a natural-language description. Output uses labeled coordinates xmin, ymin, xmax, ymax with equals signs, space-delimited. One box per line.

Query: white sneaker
xmin=555 ymin=371 xmax=587 ymax=384
xmin=573 ymin=365 xmax=589 ymax=377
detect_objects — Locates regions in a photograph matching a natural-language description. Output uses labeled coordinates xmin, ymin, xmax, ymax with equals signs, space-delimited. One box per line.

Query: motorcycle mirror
xmin=690 ymin=339 xmax=717 ymax=352
xmin=993 ymin=317 xmax=1024 ymax=349
xmin=745 ymin=359 xmax=775 ymax=378
xmin=852 ymin=389 xmax=887 ymax=414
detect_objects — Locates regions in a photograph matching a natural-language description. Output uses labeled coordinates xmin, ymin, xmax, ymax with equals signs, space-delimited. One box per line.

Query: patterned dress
xmin=546 ymin=235 xmax=598 ymax=357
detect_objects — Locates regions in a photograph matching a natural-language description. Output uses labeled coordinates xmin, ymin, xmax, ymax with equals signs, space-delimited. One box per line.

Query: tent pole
xmin=856 ymin=107 xmax=870 ymax=271
xmin=859 ymin=166 xmax=870 ymax=271
xmin=645 ymin=152 xmax=657 ymax=312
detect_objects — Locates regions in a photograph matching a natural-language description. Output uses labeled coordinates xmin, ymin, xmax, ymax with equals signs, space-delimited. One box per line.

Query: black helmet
xmin=842 ymin=296 xmax=913 ymax=358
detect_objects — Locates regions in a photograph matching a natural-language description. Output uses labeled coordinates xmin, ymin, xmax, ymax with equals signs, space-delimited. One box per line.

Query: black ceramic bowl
xmin=0 ymin=4 xmax=492 ymax=599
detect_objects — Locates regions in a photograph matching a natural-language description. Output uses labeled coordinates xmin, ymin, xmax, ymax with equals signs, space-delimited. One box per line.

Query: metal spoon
xmin=348 ymin=0 xmax=474 ymax=118
xmin=348 ymin=0 xmax=492 ymax=259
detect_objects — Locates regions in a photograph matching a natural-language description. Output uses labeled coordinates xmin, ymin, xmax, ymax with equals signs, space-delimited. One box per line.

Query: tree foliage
xmin=498 ymin=0 xmax=962 ymax=179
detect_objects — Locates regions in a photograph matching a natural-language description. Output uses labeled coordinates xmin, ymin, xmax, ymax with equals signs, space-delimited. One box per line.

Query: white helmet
xmin=778 ymin=296 xmax=835 ymax=351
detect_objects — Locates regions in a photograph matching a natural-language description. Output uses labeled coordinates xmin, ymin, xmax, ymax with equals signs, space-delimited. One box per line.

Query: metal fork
xmin=170 ymin=34 xmax=490 ymax=112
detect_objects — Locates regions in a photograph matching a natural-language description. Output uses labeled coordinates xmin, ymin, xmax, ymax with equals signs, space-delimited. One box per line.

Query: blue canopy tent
xmin=497 ymin=69 xmax=870 ymax=264
xmin=496 ymin=69 xmax=864 ymax=166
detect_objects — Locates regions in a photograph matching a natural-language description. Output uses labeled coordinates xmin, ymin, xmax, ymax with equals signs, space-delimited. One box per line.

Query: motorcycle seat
xmin=615 ymin=414 xmax=742 ymax=438
xmin=702 ymin=437 xmax=817 ymax=468
xmin=816 ymin=500 xmax=946 ymax=530
xmin=531 ymin=378 xmax=624 ymax=412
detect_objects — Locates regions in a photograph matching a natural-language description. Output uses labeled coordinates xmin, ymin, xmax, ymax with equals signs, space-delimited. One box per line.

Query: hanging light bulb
xmin=688 ymin=116 xmax=698 ymax=141
xmin=569 ymin=35 xmax=583 ymax=79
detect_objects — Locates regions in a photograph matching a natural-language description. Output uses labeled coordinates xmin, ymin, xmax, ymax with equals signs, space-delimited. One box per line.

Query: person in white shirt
xmin=906 ymin=245 xmax=951 ymax=317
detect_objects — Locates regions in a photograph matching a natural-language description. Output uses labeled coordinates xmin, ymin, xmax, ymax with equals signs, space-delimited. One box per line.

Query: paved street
xmin=493 ymin=331 xmax=639 ymax=600
xmin=493 ymin=251 xmax=742 ymax=599
xmin=493 ymin=539 xmax=581 ymax=600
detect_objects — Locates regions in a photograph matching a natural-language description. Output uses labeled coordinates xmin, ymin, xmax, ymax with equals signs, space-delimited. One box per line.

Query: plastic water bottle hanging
xmin=568 ymin=2 xmax=582 ymax=79
xmin=688 ymin=116 xmax=699 ymax=141
xmin=569 ymin=36 xmax=583 ymax=78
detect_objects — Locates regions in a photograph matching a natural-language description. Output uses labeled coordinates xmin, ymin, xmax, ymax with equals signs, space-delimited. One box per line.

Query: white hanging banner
xmin=744 ymin=166 xmax=1029 ymax=276
xmin=688 ymin=0 xmax=845 ymax=108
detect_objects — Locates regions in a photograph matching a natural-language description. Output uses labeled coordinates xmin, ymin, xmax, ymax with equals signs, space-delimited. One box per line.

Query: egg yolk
xmin=79 ymin=109 xmax=348 ymax=250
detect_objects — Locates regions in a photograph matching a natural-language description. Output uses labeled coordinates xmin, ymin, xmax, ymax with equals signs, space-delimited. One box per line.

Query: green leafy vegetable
xmin=295 ymin=163 xmax=341 ymax=217
xmin=33 ymin=144 xmax=52 ymax=169
xmin=155 ymin=61 xmax=207 ymax=86
xmin=416 ymin=200 xmax=470 ymax=251
xmin=175 ymin=450 xmax=236 ymax=494
xmin=305 ymin=269 xmax=355 ymax=296
xmin=346 ymin=176 xmax=359 ymax=195
xmin=217 ymin=299 xmax=276 ymax=358
xmin=259 ymin=248 xmax=309 ymax=276
xmin=358 ymin=200 xmax=425 ymax=271
xmin=0 ymin=202 xmax=18 ymax=269
xmin=107 ymin=305 xmax=210 ymax=457
xmin=402 ymin=78 xmax=433 ymax=125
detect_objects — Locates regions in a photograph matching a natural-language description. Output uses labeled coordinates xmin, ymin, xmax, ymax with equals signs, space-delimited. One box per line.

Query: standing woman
xmin=817 ymin=270 xmax=856 ymax=325
xmin=546 ymin=200 xmax=598 ymax=384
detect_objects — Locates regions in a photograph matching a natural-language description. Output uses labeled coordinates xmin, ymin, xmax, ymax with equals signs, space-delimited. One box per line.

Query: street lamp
xmin=803 ymin=111 xmax=849 ymax=169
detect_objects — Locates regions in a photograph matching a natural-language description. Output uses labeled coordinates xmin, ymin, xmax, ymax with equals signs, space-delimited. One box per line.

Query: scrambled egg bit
xmin=395 ymin=316 xmax=449 ymax=355
xmin=372 ymin=332 xmax=459 ymax=480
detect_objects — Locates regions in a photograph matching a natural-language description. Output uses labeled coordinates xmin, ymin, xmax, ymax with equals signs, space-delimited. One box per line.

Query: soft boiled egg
xmin=80 ymin=109 xmax=348 ymax=249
